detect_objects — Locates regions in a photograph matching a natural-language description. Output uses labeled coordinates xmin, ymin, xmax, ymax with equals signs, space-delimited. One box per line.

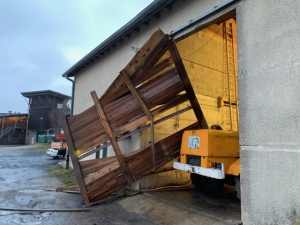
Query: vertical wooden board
xmin=60 ymin=112 xmax=90 ymax=204
xmin=120 ymin=70 xmax=152 ymax=119
xmin=167 ymin=40 xmax=208 ymax=129
xmin=91 ymin=91 xmax=134 ymax=186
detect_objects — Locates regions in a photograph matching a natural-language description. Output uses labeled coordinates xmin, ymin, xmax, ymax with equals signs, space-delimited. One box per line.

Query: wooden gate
xmin=60 ymin=28 xmax=208 ymax=204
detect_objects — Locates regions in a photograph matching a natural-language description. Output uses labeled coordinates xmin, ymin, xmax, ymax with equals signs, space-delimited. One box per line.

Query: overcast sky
xmin=0 ymin=0 xmax=153 ymax=113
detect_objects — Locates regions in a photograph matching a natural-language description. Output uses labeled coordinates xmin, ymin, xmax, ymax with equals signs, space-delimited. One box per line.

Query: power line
xmin=182 ymin=58 xmax=226 ymax=74
xmin=181 ymin=25 xmax=224 ymax=59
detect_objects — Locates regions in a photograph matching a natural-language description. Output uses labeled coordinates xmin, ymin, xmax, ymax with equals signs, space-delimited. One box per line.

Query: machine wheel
xmin=191 ymin=173 xmax=224 ymax=193
xmin=234 ymin=176 xmax=241 ymax=200
xmin=190 ymin=173 xmax=205 ymax=191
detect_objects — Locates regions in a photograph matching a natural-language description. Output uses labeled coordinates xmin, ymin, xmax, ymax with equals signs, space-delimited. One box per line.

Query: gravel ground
xmin=0 ymin=145 xmax=156 ymax=225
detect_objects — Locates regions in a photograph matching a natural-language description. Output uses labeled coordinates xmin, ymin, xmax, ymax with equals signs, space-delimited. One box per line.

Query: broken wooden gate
xmin=61 ymin=28 xmax=208 ymax=204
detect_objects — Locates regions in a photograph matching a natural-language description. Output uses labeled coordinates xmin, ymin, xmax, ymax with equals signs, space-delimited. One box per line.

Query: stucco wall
xmin=237 ymin=0 xmax=300 ymax=224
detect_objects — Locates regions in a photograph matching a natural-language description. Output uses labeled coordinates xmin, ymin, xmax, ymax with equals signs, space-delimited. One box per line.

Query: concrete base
xmin=138 ymin=170 xmax=191 ymax=191
xmin=118 ymin=194 xmax=228 ymax=225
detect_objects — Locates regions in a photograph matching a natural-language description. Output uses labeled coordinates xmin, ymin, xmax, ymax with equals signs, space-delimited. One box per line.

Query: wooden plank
xmin=100 ymin=29 xmax=167 ymax=106
xmin=124 ymin=28 xmax=167 ymax=79
xmin=86 ymin=167 xmax=123 ymax=192
xmin=133 ymin=56 xmax=173 ymax=86
xmin=74 ymin=132 xmax=108 ymax=153
xmin=88 ymin=175 xmax=127 ymax=200
xmin=81 ymin=157 xmax=118 ymax=176
xmin=90 ymin=91 xmax=134 ymax=186
xmin=120 ymin=70 xmax=152 ymax=120
xmin=60 ymin=112 xmax=90 ymax=204
xmin=130 ymin=42 xmax=169 ymax=82
xmin=68 ymin=106 xmax=98 ymax=131
xmin=90 ymin=181 xmax=127 ymax=203
xmin=84 ymin=161 xmax=120 ymax=185
xmin=56 ymin=184 xmax=79 ymax=192
xmin=79 ymin=156 xmax=116 ymax=169
xmin=103 ymin=67 xmax=179 ymax=123
xmin=167 ymin=39 xmax=208 ymax=129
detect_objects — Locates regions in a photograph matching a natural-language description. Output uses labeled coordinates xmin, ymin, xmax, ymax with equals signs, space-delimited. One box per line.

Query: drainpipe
xmin=63 ymin=75 xmax=74 ymax=169
xmin=1 ymin=117 xmax=4 ymax=138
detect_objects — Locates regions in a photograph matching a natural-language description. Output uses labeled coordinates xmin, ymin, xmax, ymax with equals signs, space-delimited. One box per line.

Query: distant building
xmin=0 ymin=112 xmax=28 ymax=145
xmin=21 ymin=90 xmax=70 ymax=144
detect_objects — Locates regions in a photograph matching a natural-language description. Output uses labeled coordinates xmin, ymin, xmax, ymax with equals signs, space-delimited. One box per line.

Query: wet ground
xmin=0 ymin=145 xmax=241 ymax=225
xmin=0 ymin=145 xmax=156 ymax=225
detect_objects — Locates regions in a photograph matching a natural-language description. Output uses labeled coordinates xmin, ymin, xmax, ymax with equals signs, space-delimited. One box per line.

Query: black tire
xmin=234 ymin=176 xmax=241 ymax=200
xmin=190 ymin=173 xmax=205 ymax=191
xmin=191 ymin=173 xmax=224 ymax=193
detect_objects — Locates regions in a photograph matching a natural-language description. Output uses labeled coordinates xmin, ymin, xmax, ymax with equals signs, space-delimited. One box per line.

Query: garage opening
xmin=140 ymin=16 xmax=240 ymax=222
xmin=176 ymin=18 xmax=238 ymax=130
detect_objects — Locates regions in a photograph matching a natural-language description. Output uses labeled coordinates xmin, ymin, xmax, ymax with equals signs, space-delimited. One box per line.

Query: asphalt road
xmin=0 ymin=145 xmax=241 ymax=225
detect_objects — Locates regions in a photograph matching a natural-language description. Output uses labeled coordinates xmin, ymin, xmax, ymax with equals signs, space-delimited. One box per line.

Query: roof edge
xmin=62 ymin=0 xmax=176 ymax=78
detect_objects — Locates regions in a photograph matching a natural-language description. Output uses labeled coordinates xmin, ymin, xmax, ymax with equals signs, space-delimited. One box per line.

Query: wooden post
xmin=120 ymin=70 xmax=156 ymax=170
xmin=60 ymin=112 xmax=90 ymax=204
xmin=120 ymin=70 xmax=152 ymax=120
xmin=90 ymin=91 xmax=134 ymax=186
xmin=167 ymin=39 xmax=209 ymax=129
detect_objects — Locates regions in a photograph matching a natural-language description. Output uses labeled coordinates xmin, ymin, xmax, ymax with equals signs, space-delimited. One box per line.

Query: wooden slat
xmin=133 ymin=56 xmax=173 ymax=85
xmin=120 ymin=70 xmax=152 ymax=120
xmin=80 ymin=157 xmax=115 ymax=169
xmin=167 ymin=39 xmax=208 ymax=129
xmin=84 ymin=161 xmax=120 ymax=185
xmin=100 ymin=29 xmax=168 ymax=105
xmin=88 ymin=175 xmax=127 ymax=200
xmin=56 ymin=184 xmax=79 ymax=192
xmin=81 ymin=157 xmax=118 ymax=176
xmin=68 ymin=106 xmax=98 ymax=131
xmin=124 ymin=28 xmax=168 ymax=80
xmin=86 ymin=167 xmax=123 ymax=192
xmin=131 ymin=44 xmax=170 ymax=82
xmin=60 ymin=112 xmax=90 ymax=205
xmin=91 ymin=91 xmax=134 ymax=186
xmin=89 ymin=181 xmax=127 ymax=202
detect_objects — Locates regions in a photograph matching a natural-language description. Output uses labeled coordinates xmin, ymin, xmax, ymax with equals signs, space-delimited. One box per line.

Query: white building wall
xmin=237 ymin=0 xmax=300 ymax=224
xmin=73 ymin=0 xmax=226 ymax=115
xmin=72 ymin=0 xmax=226 ymax=157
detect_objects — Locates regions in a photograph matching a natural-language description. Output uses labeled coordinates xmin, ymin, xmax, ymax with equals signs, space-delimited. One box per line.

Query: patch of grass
xmin=49 ymin=166 xmax=77 ymax=186
xmin=31 ymin=143 xmax=50 ymax=151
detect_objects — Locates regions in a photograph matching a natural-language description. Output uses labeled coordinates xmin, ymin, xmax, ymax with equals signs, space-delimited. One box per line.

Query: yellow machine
xmin=173 ymin=129 xmax=240 ymax=199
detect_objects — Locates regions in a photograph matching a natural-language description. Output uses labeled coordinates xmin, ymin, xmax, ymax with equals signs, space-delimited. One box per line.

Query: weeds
xmin=49 ymin=165 xmax=77 ymax=186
